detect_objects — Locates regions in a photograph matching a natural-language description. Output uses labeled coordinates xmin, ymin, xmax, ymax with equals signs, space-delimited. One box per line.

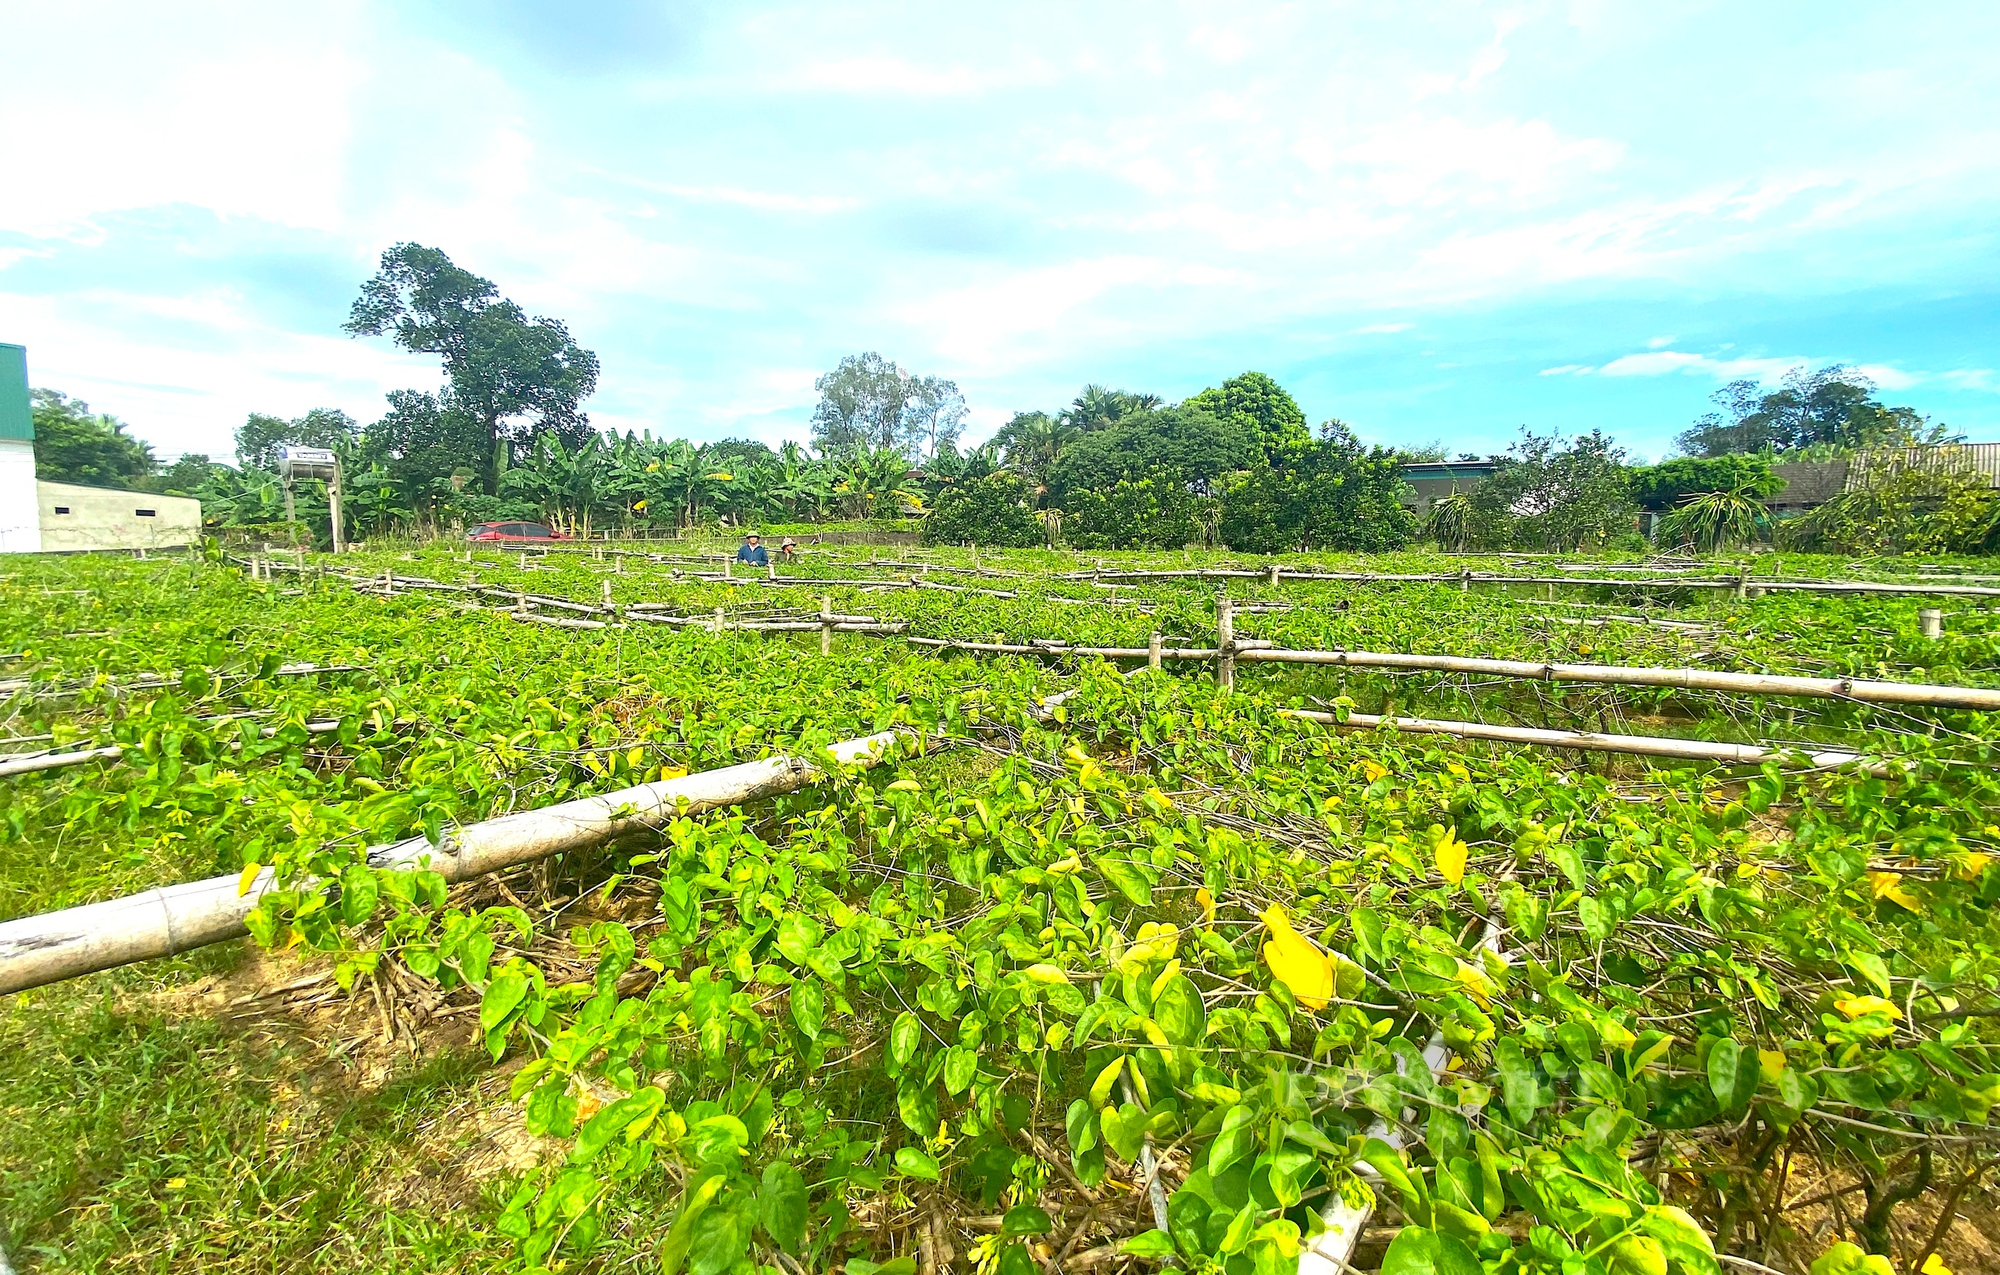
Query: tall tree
xmin=1185 ymin=371 xmax=1310 ymax=461
xmin=1675 ymin=365 xmax=1953 ymax=457
xmin=344 ymin=243 xmax=600 ymax=494
xmin=29 ymin=390 xmax=157 ymax=487
xmin=993 ymin=411 xmax=1075 ymax=490
xmin=903 ymin=375 xmax=967 ymax=460
xmin=235 ymin=407 xmax=360 ymax=471
xmin=810 ymin=353 xmax=910 ymax=458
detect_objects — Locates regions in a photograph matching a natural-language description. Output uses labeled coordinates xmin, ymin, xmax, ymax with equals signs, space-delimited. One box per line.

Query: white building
xmin=0 ymin=342 xmax=203 ymax=553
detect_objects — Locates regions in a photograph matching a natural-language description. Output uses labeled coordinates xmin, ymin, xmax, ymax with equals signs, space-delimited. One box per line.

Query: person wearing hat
xmin=735 ymin=533 xmax=768 ymax=567
xmin=779 ymin=537 xmax=799 ymax=563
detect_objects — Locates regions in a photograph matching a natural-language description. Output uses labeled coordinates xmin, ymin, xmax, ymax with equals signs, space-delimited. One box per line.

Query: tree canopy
xmin=1045 ymin=405 xmax=1258 ymax=499
xmin=1627 ymin=455 xmax=1785 ymax=511
xmin=1185 ymin=371 xmax=1310 ymax=461
xmin=1471 ymin=427 xmax=1634 ymax=551
xmin=809 ymin=353 xmax=965 ymax=461
xmin=29 ymin=390 xmax=157 ymax=488
xmin=236 ymin=408 xmax=361 ymax=471
xmin=1674 ymin=366 xmax=1953 ymax=457
xmin=345 ymin=243 xmax=599 ymax=493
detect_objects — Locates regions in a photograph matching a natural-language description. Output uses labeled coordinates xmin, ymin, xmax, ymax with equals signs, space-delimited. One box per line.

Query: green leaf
xmin=1096 ymin=855 xmax=1155 ymax=906
xmin=776 ymin=913 xmax=825 ymax=965
xmin=1121 ymin=1229 xmax=1180 ymax=1259
xmin=1102 ymin=1102 xmax=1147 ymax=1162
xmin=1706 ymin=1038 xmax=1755 ymax=1113
xmin=1152 ymin=974 xmax=1206 ymax=1045
xmin=480 ymin=969 xmax=529 ymax=1034
xmin=1495 ymin=1038 xmax=1540 ymax=1126
xmin=339 ymin=865 xmax=379 ymax=926
xmin=573 ymin=1087 xmax=665 ymax=1163
xmin=1218 ymin=1200 xmax=1261 ymax=1255
xmin=894 ymin=1147 xmax=941 ymax=1181
xmin=688 ymin=1202 xmax=750 ymax=1275
xmin=1065 ymin=1097 xmax=1098 ymax=1155
xmin=1089 ymin=1056 xmax=1126 ymax=1108
xmin=1001 ymin=1204 xmax=1053 ymax=1238
xmin=1207 ymin=1104 xmax=1257 ymax=1176
xmin=759 ymin=1162 xmax=809 ymax=1253
xmin=943 ymin=1045 xmax=978 ymax=1095
xmin=791 ymin=978 xmax=825 ymax=1040
xmin=890 ymin=1011 xmax=922 ymax=1070
xmin=1638 ymin=1204 xmax=1722 ymax=1275
xmin=1381 ymin=1225 xmax=1484 ymax=1275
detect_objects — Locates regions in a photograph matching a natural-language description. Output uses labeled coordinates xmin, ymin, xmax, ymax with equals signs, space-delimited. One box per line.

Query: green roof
xmin=0 ymin=344 xmax=29 ymax=443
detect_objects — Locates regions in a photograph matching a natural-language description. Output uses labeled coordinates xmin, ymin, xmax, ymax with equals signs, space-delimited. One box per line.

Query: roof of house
xmin=1846 ymin=443 xmax=2000 ymax=491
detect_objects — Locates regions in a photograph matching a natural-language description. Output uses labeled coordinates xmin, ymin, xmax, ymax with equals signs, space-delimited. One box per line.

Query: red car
xmin=465 ymin=521 xmax=572 ymax=543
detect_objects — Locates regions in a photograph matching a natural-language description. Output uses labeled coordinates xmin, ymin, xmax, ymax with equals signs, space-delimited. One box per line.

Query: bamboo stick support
xmin=1237 ymin=648 xmax=2000 ymax=710
xmin=1921 ymin=609 xmax=1943 ymax=640
xmin=1215 ymin=594 xmax=1235 ymax=691
xmin=821 ymin=596 xmax=834 ymax=656
xmin=1149 ymin=631 xmax=1163 ymax=671
xmin=1283 ymin=708 xmax=1886 ymax=774
xmin=0 ymin=728 xmax=915 ymax=995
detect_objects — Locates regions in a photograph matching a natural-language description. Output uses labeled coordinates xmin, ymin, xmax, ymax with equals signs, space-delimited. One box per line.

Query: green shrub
xmin=918 ymin=474 xmax=1043 ymax=546
xmin=1060 ymin=473 xmax=1211 ymax=549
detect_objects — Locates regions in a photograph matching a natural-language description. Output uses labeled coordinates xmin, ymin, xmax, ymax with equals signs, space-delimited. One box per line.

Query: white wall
xmin=0 ymin=439 xmax=40 ymax=553
xmin=37 ymin=480 xmax=201 ymax=551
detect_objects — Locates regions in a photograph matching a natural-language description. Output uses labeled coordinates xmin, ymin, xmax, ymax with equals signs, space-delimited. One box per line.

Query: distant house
xmin=0 ymin=342 xmax=204 ymax=554
xmin=1763 ymin=445 xmax=2000 ymax=517
xmin=1399 ymin=460 xmax=1498 ymax=517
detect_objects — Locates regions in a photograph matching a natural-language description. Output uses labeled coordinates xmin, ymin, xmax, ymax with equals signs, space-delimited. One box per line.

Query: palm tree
xmin=1425 ymin=490 xmax=1475 ymax=551
xmin=994 ymin=412 xmax=1077 ymax=492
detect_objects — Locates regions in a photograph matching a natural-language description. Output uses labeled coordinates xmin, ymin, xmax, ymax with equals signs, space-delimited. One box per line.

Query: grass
xmin=0 ymin=963 xmax=507 ymax=1273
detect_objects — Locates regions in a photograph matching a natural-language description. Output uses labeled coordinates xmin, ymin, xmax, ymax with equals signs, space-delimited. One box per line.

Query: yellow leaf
xmin=1866 ymin=871 xmax=1922 ymax=912
xmin=1022 ymin=963 xmax=1071 ymax=985
xmin=633 ymin=499 xmax=648 ymax=510
xmin=1922 ymin=1255 xmax=1953 ymax=1275
xmin=626 ymin=747 xmax=646 ymax=770
xmin=1835 ymin=995 xmax=1902 ymax=1020
xmin=656 ymin=765 xmax=687 ymax=781
xmin=1260 ymin=905 xmax=1334 ymax=1010
xmin=237 ymin=862 xmax=262 ymax=897
xmin=165 ymin=1177 xmax=186 ymax=1190
xmin=1195 ymin=887 xmax=1216 ymax=927
xmin=1758 ymin=1049 xmax=1788 ymax=1081
xmin=886 ymin=779 xmax=922 ymax=792
xmin=1433 ymin=827 xmax=1468 ymax=885
xmin=1356 ymin=760 xmax=1387 ymax=783
xmin=1958 ymin=852 xmax=1992 ymax=881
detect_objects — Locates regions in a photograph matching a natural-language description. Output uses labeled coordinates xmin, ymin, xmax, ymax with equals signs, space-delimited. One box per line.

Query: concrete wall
xmin=37 ymin=481 xmax=201 ymax=551
xmin=0 ymin=439 xmax=40 ymax=552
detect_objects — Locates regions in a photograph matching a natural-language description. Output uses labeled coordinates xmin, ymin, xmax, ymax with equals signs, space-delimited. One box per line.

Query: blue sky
xmin=2 ymin=0 xmax=1997 ymax=464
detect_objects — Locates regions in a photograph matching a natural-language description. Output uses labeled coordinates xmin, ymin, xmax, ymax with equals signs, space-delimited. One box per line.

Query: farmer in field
xmin=779 ymin=537 xmax=799 ymax=562
xmin=735 ymin=533 xmax=768 ymax=567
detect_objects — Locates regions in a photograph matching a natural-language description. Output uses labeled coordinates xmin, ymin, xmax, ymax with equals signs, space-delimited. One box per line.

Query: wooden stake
xmin=1149 ymin=631 xmax=1163 ymax=671
xmin=1921 ymin=608 xmax=1943 ymax=640
xmin=821 ymin=596 xmax=833 ymax=656
xmin=1215 ymin=594 xmax=1235 ymax=691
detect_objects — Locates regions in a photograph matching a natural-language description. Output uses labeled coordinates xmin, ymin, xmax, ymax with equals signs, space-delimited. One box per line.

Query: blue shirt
xmin=736 ymin=544 xmax=768 ymax=565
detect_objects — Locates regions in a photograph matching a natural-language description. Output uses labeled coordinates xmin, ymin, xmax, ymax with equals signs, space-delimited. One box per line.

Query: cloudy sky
xmin=2 ymin=0 xmax=1997 ymax=464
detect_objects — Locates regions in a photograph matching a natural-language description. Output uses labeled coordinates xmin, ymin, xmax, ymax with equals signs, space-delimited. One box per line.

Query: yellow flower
xmin=1865 ymin=871 xmax=1922 ymax=912
xmin=1260 ymin=905 xmax=1333 ymax=1010
xmin=1834 ymin=995 xmax=1901 ymax=1020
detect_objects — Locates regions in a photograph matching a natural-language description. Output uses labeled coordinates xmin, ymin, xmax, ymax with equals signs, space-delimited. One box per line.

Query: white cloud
xmin=1942 ymin=369 xmax=1995 ymax=391
xmin=1853 ymin=363 xmax=1920 ymax=390
xmin=1355 ymin=322 xmax=1414 ymax=334
xmin=1594 ymin=351 xmax=1807 ymax=381
xmin=1647 ymin=335 xmax=1676 ymax=348
xmin=1539 ymin=364 xmax=1594 ymax=376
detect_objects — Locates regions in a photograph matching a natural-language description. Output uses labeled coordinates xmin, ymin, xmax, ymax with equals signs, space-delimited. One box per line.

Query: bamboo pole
xmin=0 ymin=728 xmax=914 ymax=996
xmin=1061 ymin=567 xmax=2000 ymax=598
xmin=1282 ymin=709 xmax=1888 ymax=774
xmin=1 ymin=720 xmax=343 ymax=779
xmin=1237 ymin=648 xmax=2000 ymax=710
xmin=1216 ymin=594 xmax=1235 ymax=691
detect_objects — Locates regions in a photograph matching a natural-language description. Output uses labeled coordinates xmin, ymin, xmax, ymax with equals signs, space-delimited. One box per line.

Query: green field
xmin=3 ymin=544 xmax=1998 ymax=1275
